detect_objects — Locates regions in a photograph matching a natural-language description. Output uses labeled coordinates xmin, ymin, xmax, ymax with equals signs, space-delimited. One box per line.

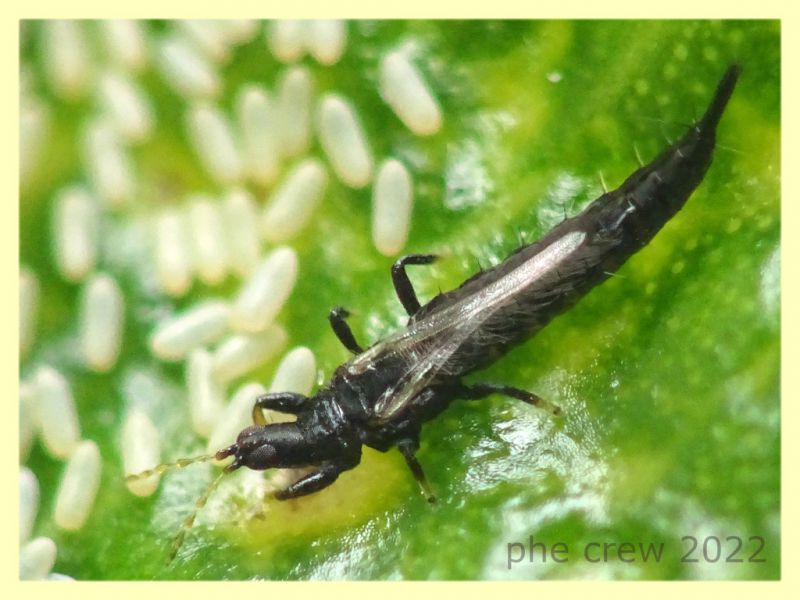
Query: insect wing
xmin=346 ymin=294 xmax=471 ymax=376
xmin=371 ymin=314 xmax=480 ymax=421
xmin=368 ymin=231 xmax=590 ymax=421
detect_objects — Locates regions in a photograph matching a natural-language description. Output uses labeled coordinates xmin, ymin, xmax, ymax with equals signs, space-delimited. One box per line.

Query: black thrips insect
xmin=129 ymin=65 xmax=740 ymax=558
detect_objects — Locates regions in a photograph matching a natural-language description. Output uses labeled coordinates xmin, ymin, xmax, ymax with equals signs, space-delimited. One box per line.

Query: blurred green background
xmin=19 ymin=20 xmax=779 ymax=580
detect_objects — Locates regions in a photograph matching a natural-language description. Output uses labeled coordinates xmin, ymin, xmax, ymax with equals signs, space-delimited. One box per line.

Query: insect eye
xmin=243 ymin=443 xmax=277 ymax=469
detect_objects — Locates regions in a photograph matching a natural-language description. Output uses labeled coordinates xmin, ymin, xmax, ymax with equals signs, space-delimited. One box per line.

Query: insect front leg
xmin=252 ymin=392 xmax=312 ymax=425
xmin=273 ymin=451 xmax=361 ymax=500
xmin=392 ymin=254 xmax=438 ymax=316
xmin=397 ymin=438 xmax=436 ymax=504
xmin=460 ymin=383 xmax=561 ymax=416
xmin=328 ymin=306 xmax=364 ymax=354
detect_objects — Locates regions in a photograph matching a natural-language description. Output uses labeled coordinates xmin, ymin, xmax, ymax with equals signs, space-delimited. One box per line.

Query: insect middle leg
xmin=328 ymin=306 xmax=363 ymax=354
xmin=252 ymin=392 xmax=312 ymax=425
xmin=459 ymin=383 xmax=561 ymax=416
xmin=392 ymin=254 xmax=437 ymax=316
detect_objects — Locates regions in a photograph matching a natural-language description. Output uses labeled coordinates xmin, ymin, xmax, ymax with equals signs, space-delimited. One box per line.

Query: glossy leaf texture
xmin=19 ymin=20 xmax=779 ymax=580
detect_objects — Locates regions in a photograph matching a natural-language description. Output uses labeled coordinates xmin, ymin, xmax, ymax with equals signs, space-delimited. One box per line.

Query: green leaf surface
xmin=20 ymin=20 xmax=779 ymax=580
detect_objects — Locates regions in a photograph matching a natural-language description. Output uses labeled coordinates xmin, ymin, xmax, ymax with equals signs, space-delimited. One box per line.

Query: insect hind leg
xmin=460 ymin=383 xmax=561 ymax=416
xmin=328 ymin=306 xmax=363 ymax=354
xmin=392 ymin=254 xmax=437 ymax=316
xmin=397 ymin=438 xmax=436 ymax=504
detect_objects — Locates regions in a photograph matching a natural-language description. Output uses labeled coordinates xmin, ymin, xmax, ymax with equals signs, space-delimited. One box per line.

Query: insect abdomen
xmin=435 ymin=66 xmax=740 ymax=377
xmin=597 ymin=64 xmax=741 ymax=254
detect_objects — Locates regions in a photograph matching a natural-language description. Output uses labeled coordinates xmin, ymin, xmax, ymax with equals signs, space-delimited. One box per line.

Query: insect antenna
xmin=125 ymin=453 xmax=218 ymax=483
xmin=167 ymin=469 xmax=228 ymax=564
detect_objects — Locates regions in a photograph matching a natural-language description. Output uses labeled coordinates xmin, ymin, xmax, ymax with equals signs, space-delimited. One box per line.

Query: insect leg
xmin=397 ymin=439 xmax=436 ymax=504
xmin=252 ymin=392 xmax=312 ymax=425
xmin=328 ymin=306 xmax=363 ymax=354
xmin=274 ymin=454 xmax=360 ymax=500
xmin=392 ymin=254 xmax=438 ymax=316
xmin=460 ymin=383 xmax=561 ymax=416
